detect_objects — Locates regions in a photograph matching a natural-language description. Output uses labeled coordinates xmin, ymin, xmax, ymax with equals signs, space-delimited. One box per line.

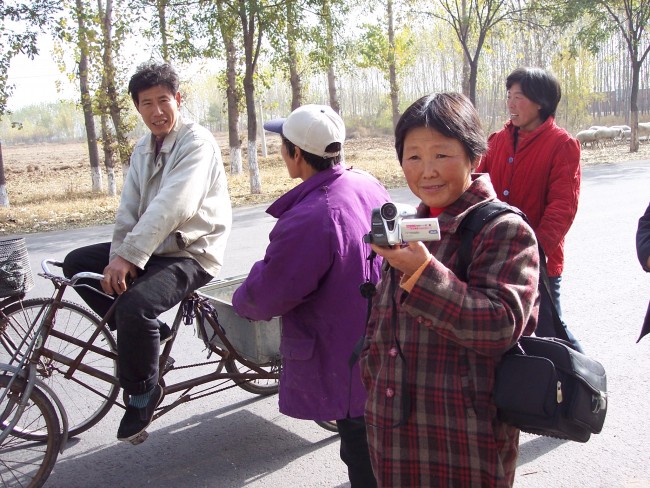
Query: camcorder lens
xmin=381 ymin=203 xmax=398 ymax=220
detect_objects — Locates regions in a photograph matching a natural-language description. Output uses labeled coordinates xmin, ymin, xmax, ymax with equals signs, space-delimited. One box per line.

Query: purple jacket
xmin=232 ymin=164 xmax=390 ymax=420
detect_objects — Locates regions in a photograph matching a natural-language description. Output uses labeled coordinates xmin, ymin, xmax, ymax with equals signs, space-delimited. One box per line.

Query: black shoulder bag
xmin=459 ymin=201 xmax=608 ymax=443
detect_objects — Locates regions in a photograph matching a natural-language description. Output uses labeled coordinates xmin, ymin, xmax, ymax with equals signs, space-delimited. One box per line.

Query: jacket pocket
xmin=279 ymin=336 xmax=318 ymax=392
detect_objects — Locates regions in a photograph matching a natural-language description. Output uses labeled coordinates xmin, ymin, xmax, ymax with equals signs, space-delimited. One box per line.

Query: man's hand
xmin=370 ymin=241 xmax=432 ymax=276
xmin=101 ymin=256 xmax=137 ymax=295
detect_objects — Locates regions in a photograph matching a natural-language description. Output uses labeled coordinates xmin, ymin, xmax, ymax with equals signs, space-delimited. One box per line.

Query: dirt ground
xmin=1 ymin=135 xmax=649 ymax=236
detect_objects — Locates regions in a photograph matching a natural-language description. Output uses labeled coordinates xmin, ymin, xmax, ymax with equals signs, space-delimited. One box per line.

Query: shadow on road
xmin=46 ymin=399 xmax=341 ymax=488
xmin=517 ymin=434 xmax=569 ymax=466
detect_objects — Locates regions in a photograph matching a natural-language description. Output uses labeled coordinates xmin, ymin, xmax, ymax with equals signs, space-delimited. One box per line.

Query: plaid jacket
xmin=360 ymin=175 xmax=539 ymax=487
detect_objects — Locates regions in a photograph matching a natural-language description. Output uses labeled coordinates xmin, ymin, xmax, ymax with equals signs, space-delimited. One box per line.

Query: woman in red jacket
xmin=478 ymin=67 xmax=584 ymax=352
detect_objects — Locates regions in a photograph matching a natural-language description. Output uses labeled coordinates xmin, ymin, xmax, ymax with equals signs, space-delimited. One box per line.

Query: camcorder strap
xmin=349 ymin=249 xmax=378 ymax=370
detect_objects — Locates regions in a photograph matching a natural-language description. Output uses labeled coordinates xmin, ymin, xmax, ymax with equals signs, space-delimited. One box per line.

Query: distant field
xmin=0 ymin=135 xmax=404 ymax=235
xmin=1 ymin=134 xmax=648 ymax=235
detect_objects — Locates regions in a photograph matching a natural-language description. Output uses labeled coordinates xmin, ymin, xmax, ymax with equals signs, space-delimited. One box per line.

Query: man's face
xmin=135 ymin=85 xmax=181 ymax=142
xmin=281 ymin=139 xmax=301 ymax=179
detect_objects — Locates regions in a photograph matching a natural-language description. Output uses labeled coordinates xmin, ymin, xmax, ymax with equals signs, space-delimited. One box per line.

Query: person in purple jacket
xmin=232 ymin=104 xmax=390 ymax=487
xmin=636 ymin=201 xmax=650 ymax=342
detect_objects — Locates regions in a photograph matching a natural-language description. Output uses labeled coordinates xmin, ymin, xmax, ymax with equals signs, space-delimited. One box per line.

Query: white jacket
xmin=111 ymin=116 xmax=232 ymax=277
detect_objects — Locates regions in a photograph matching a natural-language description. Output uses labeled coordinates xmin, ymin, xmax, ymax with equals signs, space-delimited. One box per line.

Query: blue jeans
xmin=63 ymin=242 xmax=212 ymax=395
xmin=536 ymin=275 xmax=584 ymax=353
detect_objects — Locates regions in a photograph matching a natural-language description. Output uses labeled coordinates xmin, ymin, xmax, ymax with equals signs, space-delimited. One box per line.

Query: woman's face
xmin=507 ymin=82 xmax=543 ymax=131
xmin=401 ymin=126 xmax=475 ymax=209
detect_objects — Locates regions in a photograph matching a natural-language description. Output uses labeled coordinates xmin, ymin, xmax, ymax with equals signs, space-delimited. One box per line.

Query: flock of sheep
xmin=576 ymin=123 xmax=650 ymax=148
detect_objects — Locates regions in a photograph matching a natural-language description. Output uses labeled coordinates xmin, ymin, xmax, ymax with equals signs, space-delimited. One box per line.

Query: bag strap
xmin=457 ymin=202 xmax=514 ymax=282
xmin=458 ymin=201 xmax=569 ymax=342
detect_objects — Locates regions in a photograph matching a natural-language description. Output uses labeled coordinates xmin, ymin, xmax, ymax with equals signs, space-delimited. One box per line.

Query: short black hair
xmin=282 ymin=136 xmax=341 ymax=172
xmin=128 ymin=61 xmax=180 ymax=105
xmin=506 ymin=67 xmax=561 ymax=121
xmin=394 ymin=92 xmax=487 ymax=165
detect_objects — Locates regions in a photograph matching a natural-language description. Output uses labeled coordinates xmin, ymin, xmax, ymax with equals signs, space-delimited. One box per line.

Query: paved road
xmin=11 ymin=162 xmax=650 ymax=487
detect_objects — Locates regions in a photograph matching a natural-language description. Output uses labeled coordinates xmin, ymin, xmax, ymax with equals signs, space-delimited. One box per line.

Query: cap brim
xmin=263 ymin=118 xmax=286 ymax=135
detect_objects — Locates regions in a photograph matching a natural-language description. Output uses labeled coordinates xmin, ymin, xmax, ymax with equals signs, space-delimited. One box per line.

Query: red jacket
xmin=478 ymin=117 xmax=581 ymax=276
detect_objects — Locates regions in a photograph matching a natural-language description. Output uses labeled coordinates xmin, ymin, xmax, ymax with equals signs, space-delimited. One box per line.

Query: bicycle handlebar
xmin=39 ymin=258 xmax=115 ymax=300
xmin=40 ymin=258 xmax=104 ymax=285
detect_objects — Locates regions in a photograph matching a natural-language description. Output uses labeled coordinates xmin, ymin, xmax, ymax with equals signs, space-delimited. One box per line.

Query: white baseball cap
xmin=264 ymin=104 xmax=345 ymax=158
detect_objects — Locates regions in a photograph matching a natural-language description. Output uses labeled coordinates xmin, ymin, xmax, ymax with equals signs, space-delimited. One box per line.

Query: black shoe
xmin=159 ymin=322 xmax=172 ymax=345
xmin=117 ymin=384 xmax=163 ymax=443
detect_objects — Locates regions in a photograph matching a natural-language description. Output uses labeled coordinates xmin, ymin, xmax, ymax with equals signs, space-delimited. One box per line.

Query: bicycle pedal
xmin=162 ymin=356 xmax=175 ymax=373
xmin=128 ymin=430 xmax=149 ymax=445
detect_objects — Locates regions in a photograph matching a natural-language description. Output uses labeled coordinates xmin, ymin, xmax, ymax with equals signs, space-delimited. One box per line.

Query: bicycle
xmin=0 ymin=247 xmax=288 ymax=486
xmin=1 ymin=238 xmax=67 ymax=487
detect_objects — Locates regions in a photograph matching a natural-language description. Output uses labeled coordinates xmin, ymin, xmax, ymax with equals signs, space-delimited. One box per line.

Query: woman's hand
xmin=370 ymin=241 xmax=432 ymax=276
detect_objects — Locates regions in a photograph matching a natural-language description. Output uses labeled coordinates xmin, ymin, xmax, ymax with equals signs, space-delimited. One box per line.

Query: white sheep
xmin=610 ymin=125 xmax=631 ymax=141
xmin=576 ymin=129 xmax=598 ymax=149
xmin=594 ymin=127 xmax=623 ymax=146
xmin=638 ymin=122 xmax=650 ymax=141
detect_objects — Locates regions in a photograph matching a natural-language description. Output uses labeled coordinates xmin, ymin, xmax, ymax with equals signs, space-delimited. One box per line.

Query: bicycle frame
xmin=31 ymin=260 xmax=280 ymax=421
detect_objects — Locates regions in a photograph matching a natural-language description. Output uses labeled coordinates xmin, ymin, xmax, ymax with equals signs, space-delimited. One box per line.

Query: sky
xmin=6 ymin=33 xmax=217 ymax=112
xmin=6 ymin=36 xmax=77 ymax=110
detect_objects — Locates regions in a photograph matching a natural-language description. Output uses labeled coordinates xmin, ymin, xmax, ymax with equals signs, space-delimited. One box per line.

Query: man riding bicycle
xmin=62 ymin=61 xmax=232 ymax=443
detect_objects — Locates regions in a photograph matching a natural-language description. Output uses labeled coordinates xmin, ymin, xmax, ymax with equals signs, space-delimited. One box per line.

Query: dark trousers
xmin=537 ymin=275 xmax=584 ymax=353
xmin=62 ymin=242 xmax=212 ymax=395
xmin=336 ymin=416 xmax=377 ymax=488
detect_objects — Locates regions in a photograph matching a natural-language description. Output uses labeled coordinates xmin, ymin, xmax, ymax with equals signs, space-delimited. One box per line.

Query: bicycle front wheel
xmin=0 ymin=374 xmax=61 ymax=488
xmin=0 ymin=298 xmax=119 ymax=438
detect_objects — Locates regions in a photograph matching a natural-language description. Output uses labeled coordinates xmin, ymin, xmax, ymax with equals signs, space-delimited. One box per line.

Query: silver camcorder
xmin=363 ymin=202 xmax=441 ymax=246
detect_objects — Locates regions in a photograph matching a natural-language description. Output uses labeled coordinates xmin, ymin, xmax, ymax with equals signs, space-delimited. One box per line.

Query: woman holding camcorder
xmin=359 ymin=92 xmax=540 ymax=487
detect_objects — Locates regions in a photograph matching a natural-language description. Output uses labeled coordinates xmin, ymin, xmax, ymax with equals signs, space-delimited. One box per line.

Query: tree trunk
xmin=630 ymin=58 xmax=640 ymax=153
xmin=98 ymin=0 xmax=118 ymax=195
xmin=287 ymin=1 xmax=302 ymax=111
xmin=387 ymin=0 xmax=400 ymax=129
xmin=218 ymin=3 xmax=243 ymax=175
xmin=158 ymin=0 xmax=169 ymax=62
xmin=469 ymin=58 xmax=479 ymax=106
xmin=460 ymin=0 xmax=470 ymax=98
xmin=240 ymin=0 xmax=262 ymax=194
xmin=76 ymin=0 xmax=102 ymax=193
xmin=100 ymin=114 xmax=117 ymax=196
xmin=244 ymin=70 xmax=261 ymax=194
xmin=258 ymin=99 xmax=267 ymax=157
xmin=323 ymin=0 xmax=340 ymax=113
xmin=101 ymin=0 xmax=130 ymax=171
xmin=0 ymin=142 xmax=9 ymax=207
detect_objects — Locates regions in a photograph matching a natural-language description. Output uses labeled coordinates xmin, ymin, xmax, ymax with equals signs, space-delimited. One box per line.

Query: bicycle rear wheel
xmin=314 ymin=420 xmax=339 ymax=433
xmin=224 ymin=356 xmax=280 ymax=395
xmin=0 ymin=374 xmax=61 ymax=488
xmin=0 ymin=298 xmax=118 ymax=438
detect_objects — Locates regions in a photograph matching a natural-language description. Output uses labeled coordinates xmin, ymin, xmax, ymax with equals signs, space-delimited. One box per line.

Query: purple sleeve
xmin=232 ymin=208 xmax=334 ymax=320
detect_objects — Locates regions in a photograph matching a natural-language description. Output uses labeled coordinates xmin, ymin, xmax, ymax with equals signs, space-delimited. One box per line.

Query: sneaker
xmin=159 ymin=322 xmax=173 ymax=345
xmin=117 ymin=384 xmax=163 ymax=443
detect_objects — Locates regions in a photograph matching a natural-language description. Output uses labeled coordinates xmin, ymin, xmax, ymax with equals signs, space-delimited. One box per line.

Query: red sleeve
xmin=535 ymin=137 xmax=581 ymax=256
